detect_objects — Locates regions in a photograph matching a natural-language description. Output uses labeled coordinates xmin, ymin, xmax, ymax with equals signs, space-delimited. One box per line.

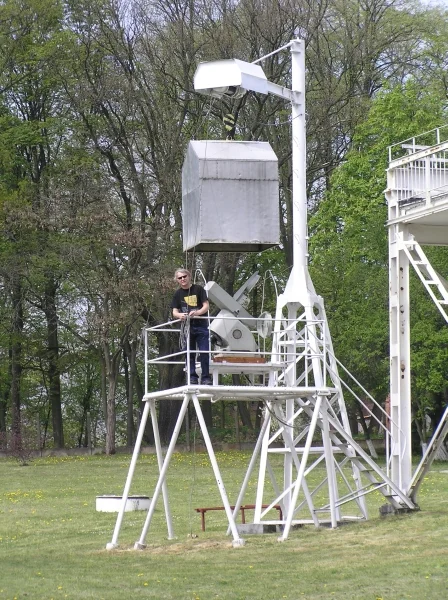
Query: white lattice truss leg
xmin=246 ymin=293 xmax=416 ymax=540
xmin=106 ymin=289 xmax=418 ymax=549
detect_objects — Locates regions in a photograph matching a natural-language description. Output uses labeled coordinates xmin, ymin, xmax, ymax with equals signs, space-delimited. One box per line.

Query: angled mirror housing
xmin=193 ymin=59 xmax=268 ymax=99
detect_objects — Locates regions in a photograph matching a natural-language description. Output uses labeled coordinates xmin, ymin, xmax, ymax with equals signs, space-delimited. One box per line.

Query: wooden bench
xmin=195 ymin=504 xmax=283 ymax=531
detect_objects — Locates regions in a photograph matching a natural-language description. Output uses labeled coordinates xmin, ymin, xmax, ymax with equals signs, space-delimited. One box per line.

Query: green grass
xmin=1 ymin=451 xmax=448 ymax=600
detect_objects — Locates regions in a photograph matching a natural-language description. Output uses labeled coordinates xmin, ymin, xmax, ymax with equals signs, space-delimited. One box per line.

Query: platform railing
xmin=144 ymin=314 xmax=405 ymax=465
xmin=389 ymin=149 xmax=448 ymax=206
xmin=388 ymin=124 xmax=448 ymax=162
xmin=144 ymin=313 xmax=328 ymax=391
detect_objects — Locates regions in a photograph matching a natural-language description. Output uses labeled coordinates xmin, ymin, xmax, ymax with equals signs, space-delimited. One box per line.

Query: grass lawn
xmin=1 ymin=450 xmax=448 ymax=600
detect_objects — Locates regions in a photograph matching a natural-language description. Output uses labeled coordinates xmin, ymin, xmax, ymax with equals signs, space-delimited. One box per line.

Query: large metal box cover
xmin=182 ymin=140 xmax=279 ymax=252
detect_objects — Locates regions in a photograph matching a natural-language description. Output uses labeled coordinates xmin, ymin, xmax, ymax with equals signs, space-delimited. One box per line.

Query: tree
xmin=309 ymin=80 xmax=448 ymax=442
xmin=1 ymin=0 xmax=448 ymax=452
xmin=0 ymin=0 xmax=71 ymax=447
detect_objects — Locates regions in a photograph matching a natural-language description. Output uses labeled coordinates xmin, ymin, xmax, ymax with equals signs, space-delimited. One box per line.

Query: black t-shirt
xmin=171 ymin=284 xmax=209 ymax=327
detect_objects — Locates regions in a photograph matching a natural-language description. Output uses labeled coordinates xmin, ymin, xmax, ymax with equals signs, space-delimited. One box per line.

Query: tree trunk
xmin=0 ymin=342 xmax=10 ymax=449
xmin=231 ymin=375 xmax=253 ymax=430
xmin=106 ymin=374 xmax=117 ymax=455
xmin=11 ymin=275 xmax=23 ymax=445
xmin=356 ymin=404 xmax=378 ymax=459
xmin=158 ymin=359 xmax=185 ymax=442
xmin=123 ymin=336 xmax=154 ymax=445
xmin=78 ymin=407 xmax=87 ymax=448
xmin=216 ymin=253 xmax=239 ymax=295
xmin=238 ymin=402 xmax=253 ymax=430
xmin=157 ymin=332 xmax=184 ymax=443
xmin=104 ymin=345 xmax=121 ymax=455
xmin=366 ymin=402 xmax=382 ymax=437
xmin=78 ymin=367 xmax=94 ymax=447
xmin=100 ymin=355 xmax=107 ymax=426
xmin=0 ymin=396 xmax=6 ymax=449
xmin=202 ymin=400 xmax=213 ymax=429
xmin=123 ymin=339 xmax=142 ymax=446
xmin=254 ymin=401 xmax=263 ymax=431
xmin=43 ymin=275 xmax=64 ymax=448
xmin=123 ymin=349 xmax=133 ymax=446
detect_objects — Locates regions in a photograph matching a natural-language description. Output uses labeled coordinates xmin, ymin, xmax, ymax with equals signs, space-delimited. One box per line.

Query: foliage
xmin=1 ymin=0 xmax=448 ymax=450
xmin=0 ymin=430 xmax=36 ymax=465
xmin=310 ymin=81 xmax=448 ymax=432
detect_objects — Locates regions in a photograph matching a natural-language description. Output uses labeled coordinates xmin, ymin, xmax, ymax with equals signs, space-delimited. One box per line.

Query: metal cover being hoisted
xmin=182 ymin=140 xmax=280 ymax=252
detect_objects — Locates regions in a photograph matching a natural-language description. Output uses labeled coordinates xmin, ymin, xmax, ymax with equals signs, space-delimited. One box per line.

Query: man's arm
xmin=173 ymin=307 xmax=185 ymax=320
xmin=172 ymin=303 xmax=208 ymax=320
xmin=189 ymin=299 xmax=209 ymax=318
xmin=171 ymin=290 xmax=185 ymax=320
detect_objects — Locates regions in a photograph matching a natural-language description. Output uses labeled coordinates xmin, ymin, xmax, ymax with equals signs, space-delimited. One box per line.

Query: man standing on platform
xmin=171 ymin=268 xmax=212 ymax=385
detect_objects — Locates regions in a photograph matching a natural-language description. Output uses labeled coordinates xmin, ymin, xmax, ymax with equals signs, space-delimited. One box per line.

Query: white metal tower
xmin=106 ymin=39 xmax=419 ymax=551
xmin=386 ymin=128 xmax=448 ymax=496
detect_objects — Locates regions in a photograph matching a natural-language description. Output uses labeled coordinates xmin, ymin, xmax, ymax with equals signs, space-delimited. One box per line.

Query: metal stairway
xmin=401 ymin=237 xmax=448 ymax=323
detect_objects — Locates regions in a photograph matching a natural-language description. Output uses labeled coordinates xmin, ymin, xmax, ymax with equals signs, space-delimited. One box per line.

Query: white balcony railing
xmin=388 ymin=125 xmax=448 ymax=207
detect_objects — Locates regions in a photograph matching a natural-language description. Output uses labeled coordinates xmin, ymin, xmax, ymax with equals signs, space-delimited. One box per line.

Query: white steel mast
xmin=106 ymin=39 xmax=418 ymax=551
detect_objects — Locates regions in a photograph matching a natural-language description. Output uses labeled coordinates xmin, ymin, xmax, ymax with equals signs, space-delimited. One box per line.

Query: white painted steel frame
xmin=388 ymin=224 xmax=412 ymax=492
xmin=399 ymin=239 xmax=448 ymax=322
xmin=106 ymin=399 xmax=174 ymax=550
xmin=106 ymin=324 xmax=417 ymax=549
xmin=248 ymin=39 xmax=370 ymax=533
xmin=387 ymin=133 xmax=448 ymax=494
xmin=106 ymin=39 xmax=422 ymax=551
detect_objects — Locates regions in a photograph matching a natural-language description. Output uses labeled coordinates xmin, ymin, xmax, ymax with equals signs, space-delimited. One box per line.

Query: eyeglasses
xmin=177 ymin=275 xmax=188 ymax=280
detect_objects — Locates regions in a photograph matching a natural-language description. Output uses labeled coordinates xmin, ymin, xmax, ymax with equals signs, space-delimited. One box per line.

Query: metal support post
xmin=106 ymin=400 xmax=151 ymax=550
xmin=149 ymin=399 xmax=175 ymax=539
xmin=134 ymin=394 xmax=190 ymax=549
xmin=389 ymin=226 xmax=412 ymax=492
xmin=191 ymin=394 xmax=245 ymax=547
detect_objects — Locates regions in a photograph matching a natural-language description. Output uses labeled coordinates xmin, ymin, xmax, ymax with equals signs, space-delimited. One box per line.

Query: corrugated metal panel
xmin=182 ymin=140 xmax=280 ymax=252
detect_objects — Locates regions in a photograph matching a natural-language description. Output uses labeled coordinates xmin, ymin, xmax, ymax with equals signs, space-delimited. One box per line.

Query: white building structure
xmin=386 ymin=128 xmax=448 ymax=497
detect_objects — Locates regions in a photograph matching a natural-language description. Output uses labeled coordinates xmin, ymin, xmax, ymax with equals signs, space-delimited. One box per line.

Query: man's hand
xmin=173 ymin=310 xmax=188 ymax=321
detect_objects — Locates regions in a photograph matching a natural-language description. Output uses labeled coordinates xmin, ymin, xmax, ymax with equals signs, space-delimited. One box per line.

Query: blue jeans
xmin=188 ymin=324 xmax=210 ymax=379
